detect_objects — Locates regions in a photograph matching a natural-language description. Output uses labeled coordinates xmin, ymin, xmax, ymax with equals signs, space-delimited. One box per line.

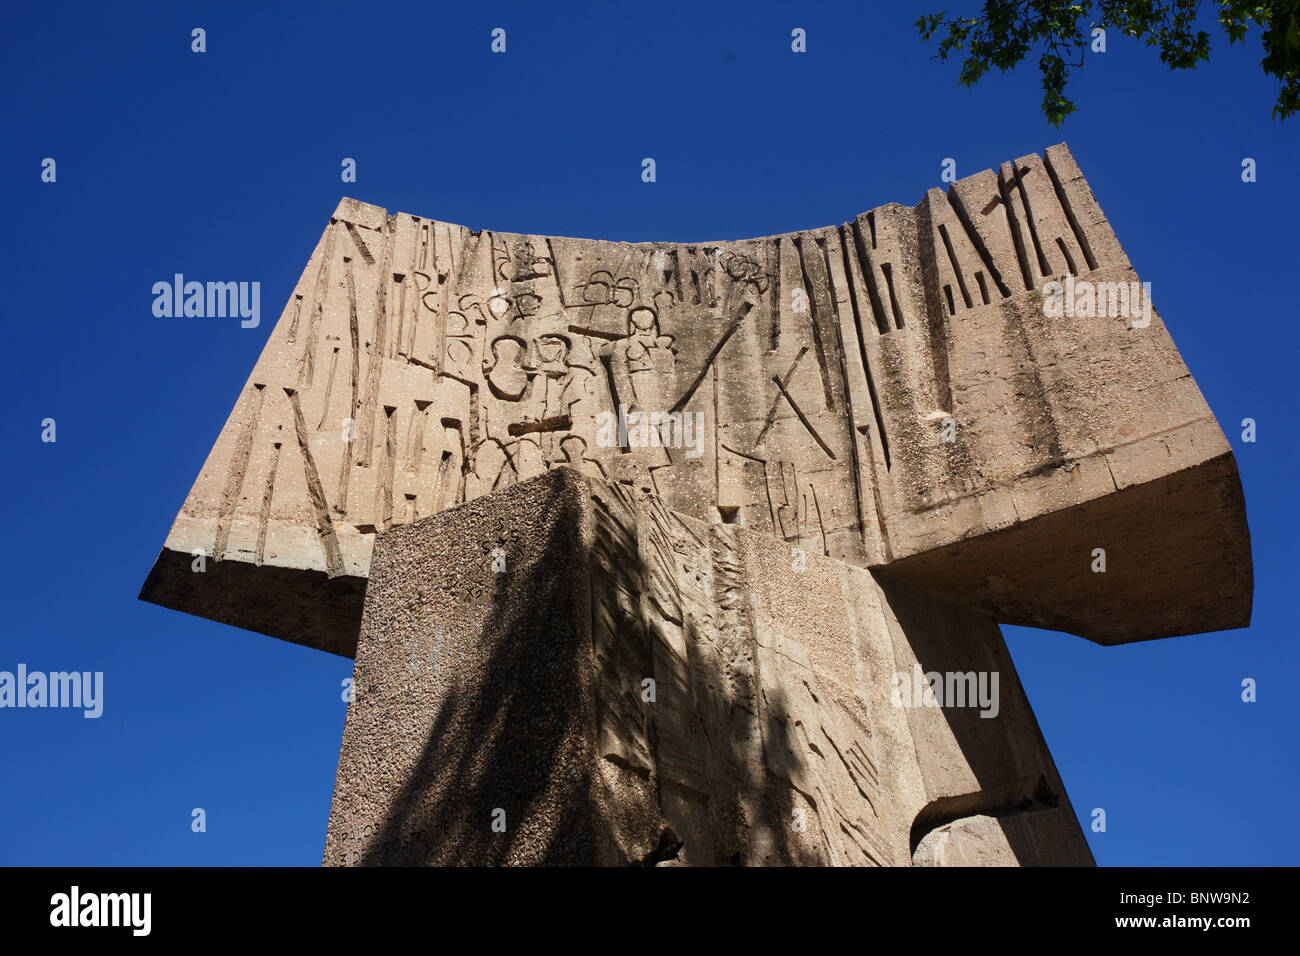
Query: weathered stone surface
xmin=322 ymin=467 xmax=1093 ymax=866
xmin=912 ymin=809 xmax=1087 ymax=867
xmin=140 ymin=142 xmax=1252 ymax=866
xmin=140 ymin=143 xmax=1251 ymax=654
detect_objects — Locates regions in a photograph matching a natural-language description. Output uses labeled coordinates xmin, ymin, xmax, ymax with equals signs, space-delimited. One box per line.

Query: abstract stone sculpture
xmin=141 ymin=143 xmax=1251 ymax=865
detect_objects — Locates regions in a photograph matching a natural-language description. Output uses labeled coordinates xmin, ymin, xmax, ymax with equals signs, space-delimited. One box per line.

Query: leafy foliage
xmin=917 ymin=1 xmax=1300 ymax=125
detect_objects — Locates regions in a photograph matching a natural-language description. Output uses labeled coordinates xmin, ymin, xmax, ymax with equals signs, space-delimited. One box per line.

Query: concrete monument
xmin=141 ymin=144 xmax=1251 ymax=865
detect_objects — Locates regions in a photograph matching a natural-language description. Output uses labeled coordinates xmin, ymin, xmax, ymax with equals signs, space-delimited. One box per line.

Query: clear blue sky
xmin=2 ymin=0 xmax=1294 ymax=866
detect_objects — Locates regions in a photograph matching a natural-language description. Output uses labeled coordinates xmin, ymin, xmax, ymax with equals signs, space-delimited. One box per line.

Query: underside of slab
xmin=879 ymin=447 xmax=1250 ymax=644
